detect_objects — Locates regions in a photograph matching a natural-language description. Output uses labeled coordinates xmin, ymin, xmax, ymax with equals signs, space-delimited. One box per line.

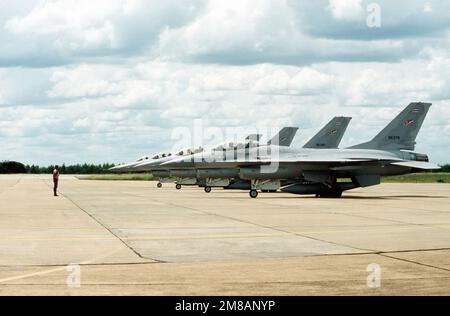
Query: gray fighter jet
xmin=153 ymin=117 xmax=350 ymax=192
xmin=196 ymin=117 xmax=351 ymax=192
xmin=132 ymin=134 xmax=261 ymax=175
xmin=110 ymin=135 xmax=262 ymax=186
xmin=134 ymin=128 xmax=298 ymax=188
xmin=109 ymin=135 xmax=263 ymax=190
xmin=109 ymin=147 xmax=204 ymax=185
xmin=162 ymin=102 xmax=438 ymax=198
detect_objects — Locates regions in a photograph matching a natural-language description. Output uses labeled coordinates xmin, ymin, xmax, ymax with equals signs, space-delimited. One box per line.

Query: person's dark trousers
xmin=53 ymin=180 xmax=58 ymax=196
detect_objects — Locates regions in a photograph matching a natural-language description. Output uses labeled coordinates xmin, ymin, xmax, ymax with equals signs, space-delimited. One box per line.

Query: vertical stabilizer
xmin=349 ymin=102 xmax=431 ymax=151
xmin=303 ymin=116 xmax=351 ymax=149
xmin=267 ymin=127 xmax=299 ymax=147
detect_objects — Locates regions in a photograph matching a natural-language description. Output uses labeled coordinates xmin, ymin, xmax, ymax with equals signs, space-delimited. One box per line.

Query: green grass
xmin=382 ymin=173 xmax=450 ymax=183
xmin=77 ymin=173 xmax=156 ymax=181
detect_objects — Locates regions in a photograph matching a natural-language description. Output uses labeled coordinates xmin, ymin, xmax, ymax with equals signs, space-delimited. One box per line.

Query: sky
xmin=0 ymin=0 xmax=449 ymax=165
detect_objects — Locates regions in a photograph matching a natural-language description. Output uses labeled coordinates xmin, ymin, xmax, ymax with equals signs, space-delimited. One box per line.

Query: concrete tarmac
xmin=0 ymin=174 xmax=449 ymax=295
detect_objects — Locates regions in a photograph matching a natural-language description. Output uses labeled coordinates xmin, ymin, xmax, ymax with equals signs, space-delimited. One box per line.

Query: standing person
xmin=53 ymin=165 xmax=60 ymax=197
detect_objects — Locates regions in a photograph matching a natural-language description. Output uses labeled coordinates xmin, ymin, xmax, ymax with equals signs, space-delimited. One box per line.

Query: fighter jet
xmin=109 ymin=135 xmax=262 ymax=188
xmin=110 ymin=117 xmax=349 ymax=187
xmin=134 ymin=128 xmax=298 ymax=189
xmin=109 ymin=152 xmax=172 ymax=173
xmin=110 ymin=147 xmax=204 ymax=188
xmin=158 ymin=117 xmax=350 ymax=192
xmin=197 ymin=117 xmax=351 ymax=192
xmin=132 ymin=134 xmax=261 ymax=177
xmin=140 ymin=146 xmax=206 ymax=188
xmin=162 ymin=102 xmax=438 ymax=198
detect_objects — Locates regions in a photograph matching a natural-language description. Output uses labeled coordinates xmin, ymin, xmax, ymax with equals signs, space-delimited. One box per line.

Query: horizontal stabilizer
xmin=390 ymin=161 xmax=440 ymax=170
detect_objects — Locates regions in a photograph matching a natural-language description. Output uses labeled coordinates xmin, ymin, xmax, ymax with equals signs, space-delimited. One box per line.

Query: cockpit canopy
xmin=177 ymin=146 xmax=204 ymax=156
xmin=149 ymin=152 xmax=172 ymax=160
xmin=146 ymin=147 xmax=204 ymax=160
xmin=212 ymin=139 xmax=260 ymax=151
xmin=136 ymin=156 xmax=149 ymax=162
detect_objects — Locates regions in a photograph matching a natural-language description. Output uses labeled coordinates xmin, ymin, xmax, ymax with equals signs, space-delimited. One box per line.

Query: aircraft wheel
xmin=249 ymin=190 xmax=258 ymax=198
xmin=176 ymin=184 xmax=182 ymax=190
xmin=204 ymin=186 xmax=212 ymax=193
xmin=157 ymin=182 xmax=162 ymax=188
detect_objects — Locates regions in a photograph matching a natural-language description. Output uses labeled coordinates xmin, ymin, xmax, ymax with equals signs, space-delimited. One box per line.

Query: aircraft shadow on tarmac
xmin=214 ymin=192 xmax=447 ymax=200
xmin=339 ymin=195 xmax=447 ymax=200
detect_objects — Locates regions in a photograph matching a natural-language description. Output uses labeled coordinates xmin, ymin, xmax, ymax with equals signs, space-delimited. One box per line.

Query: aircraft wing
xmin=159 ymin=155 xmax=378 ymax=168
xmin=234 ymin=155 xmax=397 ymax=165
xmin=233 ymin=157 xmax=438 ymax=172
xmin=390 ymin=161 xmax=440 ymax=170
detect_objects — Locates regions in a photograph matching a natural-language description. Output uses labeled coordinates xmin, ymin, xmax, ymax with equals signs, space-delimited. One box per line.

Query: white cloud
xmin=5 ymin=0 xmax=123 ymax=52
xmin=1 ymin=0 xmax=205 ymax=65
xmin=47 ymin=65 xmax=122 ymax=98
xmin=156 ymin=0 xmax=441 ymax=65
xmin=157 ymin=0 xmax=309 ymax=63
xmin=332 ymin=50 xmax=450 ymax=107
xmin=3 ymin=0 xmax=450 ymax=67
xmin=253 ymin=67 xmax=334 ymax=95
xmin=327 ymin=0 xmax=364 ymax=21
xmin=424 ymin=2 xmax=433 ymax=13
xmin=0 ymin=68 xmax=51 ymax=105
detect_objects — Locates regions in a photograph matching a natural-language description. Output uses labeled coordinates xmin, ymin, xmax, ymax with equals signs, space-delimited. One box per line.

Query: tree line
xmin=24 ymin=163 xmax=116 ymax=174
xmin=1 ymin=161 xmax=116 ymax=174
xmin=0 ymin=161 xmax=27 ymax=174
xmin=441 ymin=164 xmax=450 ymax=173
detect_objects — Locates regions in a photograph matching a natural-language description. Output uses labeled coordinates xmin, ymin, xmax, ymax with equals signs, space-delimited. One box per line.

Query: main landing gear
xmin=157 ymin=182 xmax=162 ymax=188
xmin=249 ymin=190 xmax=258 ymax=198
xmin=175 ymin=184 xmax=182 ymax=190
xmin=204 ymin=186 xmax=212 ymax=193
